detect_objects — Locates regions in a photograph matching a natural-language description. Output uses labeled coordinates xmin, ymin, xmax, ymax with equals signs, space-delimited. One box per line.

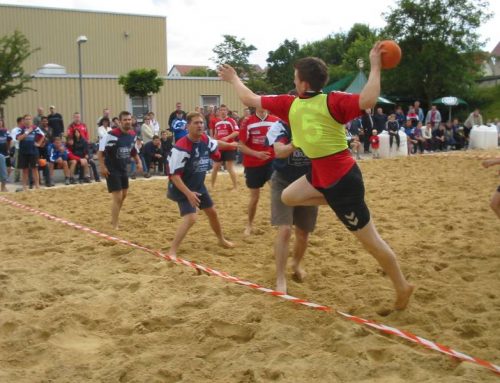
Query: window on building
xmin=129 ymin=96 xmax=152 ymax=122
xmin=201 ymin=95 xmax=220 ymax=112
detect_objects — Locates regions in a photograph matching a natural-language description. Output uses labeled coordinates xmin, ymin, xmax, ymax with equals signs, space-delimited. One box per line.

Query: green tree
xmin=0 ymin=31 xmax=39 ymax=118
xmin=212 ymin=35 xmax=256 ymax=76
xmin=383 ymin=0 xmax=492 ymax=106
xmin=299 ymin=34 xmax=346 ymax=65
xmin=266 ymin=39 xmax=300 ymax=93
xmin=185 ymin=67 xmax=217 ymax=77
xmin=118 ymin=68 xmax=164 ymax=113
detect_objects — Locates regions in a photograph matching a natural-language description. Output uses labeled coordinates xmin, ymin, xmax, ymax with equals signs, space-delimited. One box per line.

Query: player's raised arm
xmin=359 ymin=42 xmax=382 ymax=110
xmin=218 ymin=64 xmax=262 ymax=109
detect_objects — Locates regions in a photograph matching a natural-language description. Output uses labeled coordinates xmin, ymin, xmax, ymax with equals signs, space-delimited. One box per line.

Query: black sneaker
xmin=70 ymin=178 xmax=77 ymax=185
xmin=84 ymin=177 xmax=91 ymax=183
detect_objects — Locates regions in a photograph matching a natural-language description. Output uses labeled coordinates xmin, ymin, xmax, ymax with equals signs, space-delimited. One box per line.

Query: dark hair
xmin=41 ymin=116 xmax=48 ymax=121
xmin=17 ymin=116 xmax=24 ymax=123
xmin=186 ymin=112 xmax=204 ymax=124
xmin=101 ymin=117 xmax=110 ymax=125
xmin=152 ymin=135 xmax=160 ymax=140
xmin=118 ymin=111 xmax=131 ymax=120
xmin=220 ymin=104 xmax=227 ymax=109
xmin=294 ymin=57 xmax=329 ymax=92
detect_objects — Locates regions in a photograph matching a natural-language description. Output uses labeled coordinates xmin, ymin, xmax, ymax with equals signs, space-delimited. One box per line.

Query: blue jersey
xmin=99 ymin=127 xmax=137 ymax=175
xmin=0 ymin=128 xmax=12 ymax=156
xmin=171 ymin=118 xmax=188 ymax=142
xmin=167 ymin=134 xmax=219 ymax=201
xmin=15 ymin=126 xmax=45 ymax=155
xmin=48 ymin=143 xmax=69 ymax=162
xmin=266 ymin=120 xmax=311 ymax=183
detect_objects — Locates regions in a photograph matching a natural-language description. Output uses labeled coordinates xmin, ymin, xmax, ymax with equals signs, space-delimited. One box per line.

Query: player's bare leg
xmin=291 ymin=227 xmax=309 ymax=282
xmin=167 ymin=213 xmax=197 ymax=259
xmin=275 ymin=225 xmax=291 ymax=293
xmin=225 ymin=160 xmax=238 ymax=190
xmin=211 ymin=161 xmax=221 ymax=188
xmin=111 ymin=189 xmax=127 ymax=230
xmin=281 ymin=175 xmax=327 ymax=207
xmin=351 ymin=219 xmax=414 ymax=310
xmin=204 ymin=206 xmax=234 ymax=248
xmin=245 ymin=188 xmax=260 ymax=235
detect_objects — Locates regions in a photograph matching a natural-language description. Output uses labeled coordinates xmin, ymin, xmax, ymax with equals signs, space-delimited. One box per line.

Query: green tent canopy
xmin=324 ymin=71 xmax=394 ymax=105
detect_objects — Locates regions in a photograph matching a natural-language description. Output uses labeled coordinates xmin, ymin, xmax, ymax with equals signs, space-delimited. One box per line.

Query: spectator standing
xmin=148 ymin=112 xmax=161 ymax=135
xmin=97 ymin=117 xmax=112 ymax=142
xmin=10 ymin=117 xmax=24 ymax=182
xmin=414 ymin=101 xmax=425 ymax=122
xmin=372 ymin=107 xmax=387 ymax=133
xmin=406 ymin=106 xmax=419 ymax=127
xmin=14 ymin=114 xmax=45 ymax=190
xmin=33 ymin=107 xmax=45 ymax=128
xmin=369 ymin=129 xmax=380 ymax=158
xmin=0 ymin=120 xmax=12 ymax=191
xmin=425 ymin=105 xmax=442 ymax=131
xmin=141 ymin=115 xmax=155 ymax=144
xmin=360 ymin=108 xmax=373 ymax=153
xmin=97 ymin=108 xmax=111 ymax=127
xmin=464 ymin=109 xmax=483 ymax=144
xmin=160 ymin=130 xmax=173 ymax=174
xmin=170 ymin=111 xmax=188 ymax=142
xmin=47 ymin=105 xmax=65 ymax=139
xmin=238 ymin=106 xmax=279 ymax=235
xmin=168 ymin=102 xmax=187 ymax=129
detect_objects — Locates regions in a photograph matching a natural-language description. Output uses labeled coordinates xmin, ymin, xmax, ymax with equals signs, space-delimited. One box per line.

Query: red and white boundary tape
xmin=1 ymin=195 xmax=499 ymax=376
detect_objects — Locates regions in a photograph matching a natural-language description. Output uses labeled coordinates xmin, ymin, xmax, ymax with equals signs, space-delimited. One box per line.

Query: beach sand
xmin=0 ymin=150 xmax=499 ymax=382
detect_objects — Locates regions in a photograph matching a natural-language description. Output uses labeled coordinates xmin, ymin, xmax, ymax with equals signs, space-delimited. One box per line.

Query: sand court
xmin=0 ymin=150 xmax=499 ymax=382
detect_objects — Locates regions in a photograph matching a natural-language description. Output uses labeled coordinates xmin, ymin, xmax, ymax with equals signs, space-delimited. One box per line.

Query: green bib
xmin=288 ymin=94 xmax=347 ymax=158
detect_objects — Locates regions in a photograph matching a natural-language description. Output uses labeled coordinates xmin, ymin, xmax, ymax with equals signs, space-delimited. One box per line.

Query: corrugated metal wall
xmin=3 ymin=77 xmax=245 ymax=140
xmin=0 ymin=5 xmax=167 ymax=76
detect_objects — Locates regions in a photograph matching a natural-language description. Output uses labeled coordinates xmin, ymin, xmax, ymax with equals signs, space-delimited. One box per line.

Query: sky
xmin=2 ymin=0 xmax=499 ymax=71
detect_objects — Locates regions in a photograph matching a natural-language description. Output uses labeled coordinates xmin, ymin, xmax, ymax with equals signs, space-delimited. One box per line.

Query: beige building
xmin=0 ymin=4 xmax=244 ymax=139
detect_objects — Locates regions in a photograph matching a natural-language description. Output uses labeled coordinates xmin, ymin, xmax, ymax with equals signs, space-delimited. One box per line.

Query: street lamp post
xmin=77 ymin=35 xmax=88 ymax=123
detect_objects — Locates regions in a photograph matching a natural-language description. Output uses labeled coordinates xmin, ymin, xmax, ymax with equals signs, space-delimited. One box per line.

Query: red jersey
xmin=67 ymin=123 xmax=89 ymax=141
xmin=261 ymin=92 xmax=362 ymax=188
xmin=369 ymin=135 xmax=380 ymax=149
xmin=239 ymin=113 xmax=279 ymax=167
xmin=210 ymin=117 xmax=238 ymax=151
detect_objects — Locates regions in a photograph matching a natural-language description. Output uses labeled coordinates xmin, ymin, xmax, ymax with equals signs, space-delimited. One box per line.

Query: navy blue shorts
xmin=244 ymin=162 xmax=273 ymax=189
xmin=177 ymin=191 xmax=213 ymax=216
xmin=215 ymin=150 xmax=237 ymax=162
xmin=106 ymin=173 xmax=129 ymax=193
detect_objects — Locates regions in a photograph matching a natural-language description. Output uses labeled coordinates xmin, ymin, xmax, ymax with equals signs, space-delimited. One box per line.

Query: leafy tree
xmin=118 ymin=68 xmax=164 ymax=112
xmin=212 ymin=35 xmax=256 ymax=76
xmin=266 ymin=39 xmax=300 ymax=93
xmin=382 ymin=0 xmax=492 ymax=106
xmin=342 ymin=34 xmax=378 ymax=72
xmin=299 ymin=34 xmax=346 ymax=65
xmin=185 ymin=67 xmax=217 ymax=77
xmin=0 ymin=31 xmax=39 ymax=118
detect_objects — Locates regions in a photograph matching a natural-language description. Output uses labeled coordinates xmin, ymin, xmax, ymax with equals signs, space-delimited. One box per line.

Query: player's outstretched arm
xmin=218 ymin=64 xmax=262 ymax=109
xmin=359 ymin=42 xmax=382 ymax=110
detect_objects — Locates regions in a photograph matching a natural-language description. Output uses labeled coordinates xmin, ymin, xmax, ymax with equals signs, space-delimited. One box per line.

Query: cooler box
xmin=378 ymin=130 xmax=408 ymax=158
xmin=469 ymin=125 xmax=498 ymax=149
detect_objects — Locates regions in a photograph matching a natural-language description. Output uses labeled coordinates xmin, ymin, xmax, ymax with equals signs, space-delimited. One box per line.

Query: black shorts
xmin=177 ymin=192 xmax=213 ymax=216
xmin=497 ymin=185 xmax=500 ymax=193
xmin=3 ymin=156 xmax=11 ymax=168
xmin=308 ymin=163 xmax=370 ymax=231
xmin=106 ymin=173 xmax=129 ymax=193
xmin=17 ymin=153 xmax=38 ymax=169
xmin=244 ymin=162 xmax=273 ymax=189
xmin=215 ymin=150 xmax=237 ymax=162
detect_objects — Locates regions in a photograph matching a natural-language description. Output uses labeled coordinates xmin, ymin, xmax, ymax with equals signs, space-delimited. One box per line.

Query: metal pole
xmin=78 ymin=42 xmax=84 ymax=123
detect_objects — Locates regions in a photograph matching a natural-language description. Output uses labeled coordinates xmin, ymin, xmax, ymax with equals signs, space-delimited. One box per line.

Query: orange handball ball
xmin=38 ymin=158 xmax=47 ymax=167
xmin=380 ymin=40 xmax=402 ymax=69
